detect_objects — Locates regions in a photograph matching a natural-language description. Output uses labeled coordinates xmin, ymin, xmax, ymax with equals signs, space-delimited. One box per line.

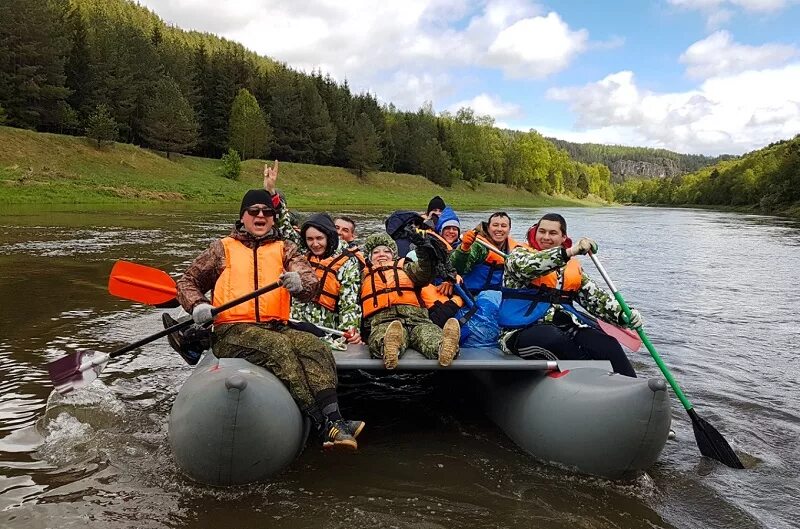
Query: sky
xmin=138 ymin=0 xmax=800 ymax=155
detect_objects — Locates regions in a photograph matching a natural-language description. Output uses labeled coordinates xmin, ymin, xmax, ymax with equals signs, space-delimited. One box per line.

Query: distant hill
xmin=614 ymin=135 xmax=800 ymax=216
xmin=546 ymin=138 xmax=736 ymax=183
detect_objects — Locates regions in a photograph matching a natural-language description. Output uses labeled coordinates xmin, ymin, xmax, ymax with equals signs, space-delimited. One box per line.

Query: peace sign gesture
xmin=263 ymin=160 xmax=279 ymax=194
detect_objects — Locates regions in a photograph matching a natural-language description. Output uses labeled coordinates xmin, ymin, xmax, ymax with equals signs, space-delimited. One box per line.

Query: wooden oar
xmin=588 ymin=252 xmax=744 ymax=469
xmin=109 ymin=261 xmax=348 ymax=339
xmin=47 ymin=279 xmax=283 ymax=395
xmin=473 ymin=238 xmax=642 ymax=351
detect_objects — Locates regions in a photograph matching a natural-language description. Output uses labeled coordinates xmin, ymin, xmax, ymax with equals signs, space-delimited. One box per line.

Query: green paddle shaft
xmin=588 ymin=253 xmax=694 ymax=411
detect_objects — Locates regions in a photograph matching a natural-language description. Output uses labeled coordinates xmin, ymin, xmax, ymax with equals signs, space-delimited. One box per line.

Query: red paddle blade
xmin=597 ymin=319 xmax=642 ymax=352
xmin=108 ymin=260 xmax=178 ymax=306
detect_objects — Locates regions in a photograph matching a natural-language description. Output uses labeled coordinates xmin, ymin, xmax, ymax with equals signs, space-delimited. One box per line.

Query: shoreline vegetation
xmin=0 ymin=127 xmax=602 ymax=212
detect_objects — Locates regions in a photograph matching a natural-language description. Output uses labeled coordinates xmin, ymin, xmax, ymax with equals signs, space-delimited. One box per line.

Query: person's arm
xmin=450 ymin=242 xmax=489 ymax=275
xmin=503 ymin=246 xmax=568 ymax=288
xmin=336 ymin=257 xmax=363 ymax=342
xmin=282 ymin=241 xmax=319 ymax=303
xmin=577 ymin=273 xmax=643 ymax=328
xmin=176 ymin=240 xmax=225 ymax=311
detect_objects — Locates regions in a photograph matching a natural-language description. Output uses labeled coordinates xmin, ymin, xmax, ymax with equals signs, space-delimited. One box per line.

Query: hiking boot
xmin=382 ymin=320 xmax=405 ymax=369
xmin=438 ymin=317 xmax=460 ymax=367
xmin=162 ymin=313 xmax=203 ymax=366
xmin=322 ymin=419 xmax=358 ymax=450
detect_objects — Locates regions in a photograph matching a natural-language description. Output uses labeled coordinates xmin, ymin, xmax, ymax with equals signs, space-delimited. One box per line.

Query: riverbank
xmin=0 ymin=127 xmax=599 ymax=211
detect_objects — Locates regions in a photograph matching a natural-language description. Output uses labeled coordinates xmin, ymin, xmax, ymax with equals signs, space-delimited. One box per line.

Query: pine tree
xmin=297 ymin=78 xmax=335 ymax=164
xmin=269 ymin=71 xmax=304 ymax=160
xmin=85 ymin=103 xmax=118 ymax=147
xmin=228 ymin=88 xmax=270 ymax=160
xmin=347 ymin=112 xmax=381 ymax=178
xmin=140 ymin=76 xmax=199 ymax=157
xmin=65 ymin=4 xmax=93 ymax=122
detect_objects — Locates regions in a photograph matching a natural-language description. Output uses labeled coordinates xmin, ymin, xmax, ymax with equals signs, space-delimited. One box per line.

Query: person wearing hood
xmin=434 ymin=206 xmax=461 ymax=247
xmin=425 ymin=195 xmax=446 ymax=220
xmin=498 ymin=213 xmax=641 ymax=377
xmin=174 ymin=176 xmax=365 ymax=450
xmin=451 ymin=211 xmax=521 ymax=295
xmin=360 ymin=232 xmax=461 ymax=369
xmin=291 ymin=213 xmax=364 ymax=345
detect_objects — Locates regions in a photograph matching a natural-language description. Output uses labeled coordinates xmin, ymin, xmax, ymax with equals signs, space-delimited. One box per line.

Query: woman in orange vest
xmin=360 ymin=233 xmax=461 ymax=369
xmin=451 ymin=212 xmax=520 ymax=295
xmin=499 ymin=213 xmax=642 ymax=377
xmin=176 ymin=184 xmax=365 ymax=449
xmin=291 ymin=213 xmax=364 ymax=345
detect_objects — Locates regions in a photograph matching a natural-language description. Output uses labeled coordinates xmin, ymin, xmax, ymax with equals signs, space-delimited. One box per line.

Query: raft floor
xmin=334 ymin=345 xmax=611 ymax=371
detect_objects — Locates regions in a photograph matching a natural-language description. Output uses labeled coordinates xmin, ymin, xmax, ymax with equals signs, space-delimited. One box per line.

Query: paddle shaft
xmin=106 ymin=280 xmax=282 ymax=360
xmin=588 ymin=253 xmax=693 ymax=411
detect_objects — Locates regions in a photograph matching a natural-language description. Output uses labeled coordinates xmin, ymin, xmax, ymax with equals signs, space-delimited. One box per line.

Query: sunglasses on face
xmin=246 ymin=206 xmax=275 ymax=217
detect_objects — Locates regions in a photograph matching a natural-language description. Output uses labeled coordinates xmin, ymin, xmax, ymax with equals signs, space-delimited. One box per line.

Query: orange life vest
xmin=463 ymin=235 xmax=521 ymax=293
xmin=420 ymin=283 xmax=464 ymax=309
xmin=360 ymin=258 xmax=422 ymax=318
xmin=307 ymin=251 xmax=352 ymax=311
xmin=212 ymin=237 xmax=290 ymax=324
xmin=531 ymin=257 xmax=583 ymax=291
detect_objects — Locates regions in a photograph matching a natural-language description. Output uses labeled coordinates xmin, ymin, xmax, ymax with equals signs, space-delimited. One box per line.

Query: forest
xmin=0 ymin=0 xmax=616 ymax=201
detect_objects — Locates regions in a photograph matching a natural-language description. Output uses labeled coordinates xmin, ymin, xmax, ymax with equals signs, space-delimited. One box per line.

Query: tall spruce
xmin=64 ymin=4 xmax=93 ymax=123
xmin=347 ymin=112 xmax=381 ymax=178
xmin=0 ymin=0 xmax=71 ymax=129
xmin=269 ymin=70 xmax=304 ymax=160
xmin=228 ymin=88 xmax=270 ymax=160
xmin=297 ymin=78 xmax=335 ymax=164
xmin=140 ymin=76 xmax=199 ymax=157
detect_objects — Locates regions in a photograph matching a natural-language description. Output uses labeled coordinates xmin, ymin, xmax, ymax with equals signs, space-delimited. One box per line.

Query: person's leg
xmin=573 ymin=327 xmax=637 ymax=377
xmin=407 ymin=319 xmax=443 ymax=359
xmin=427 ymin=300 xmax=460 ymax=328
xmin=507 ymin=323 xmax=584 ymax=360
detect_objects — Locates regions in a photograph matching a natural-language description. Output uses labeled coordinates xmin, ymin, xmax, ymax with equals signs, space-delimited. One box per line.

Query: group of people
xmin=169 ymin=161 xmax=644 ymax=452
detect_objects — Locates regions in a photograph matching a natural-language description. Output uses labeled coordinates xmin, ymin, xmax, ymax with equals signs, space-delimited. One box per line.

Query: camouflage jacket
xmin=291 ymin=240 xmax=363 ymax=331
xmin=503 ymin=245 xmax=627 ymax=327
xmin=176 ymin=226 xmax=318 ymax=312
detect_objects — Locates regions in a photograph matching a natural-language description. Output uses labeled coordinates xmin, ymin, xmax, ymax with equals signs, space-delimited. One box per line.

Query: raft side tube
xmin=169 ymin=354 xmax=305 ymax=486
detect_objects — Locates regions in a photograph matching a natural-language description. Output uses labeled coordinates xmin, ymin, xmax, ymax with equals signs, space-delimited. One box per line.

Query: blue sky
xmin=140 ymin=0 xmax=800 ymax=155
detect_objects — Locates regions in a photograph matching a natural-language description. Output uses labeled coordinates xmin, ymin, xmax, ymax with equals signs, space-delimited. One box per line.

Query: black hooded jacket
xmin=300 ymin=213 xmax=339 ymax=258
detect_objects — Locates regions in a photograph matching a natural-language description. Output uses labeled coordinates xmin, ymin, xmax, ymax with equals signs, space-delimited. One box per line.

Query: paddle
xmin=472 ymin=238 xmax=642 ymax=351
xmin=588 ymin=253 xmax=744 ymax=469
xmin=109 ymin=261 xmax=348 ymax=338
xmin=47 ymin=279 xmax=283 ymax=395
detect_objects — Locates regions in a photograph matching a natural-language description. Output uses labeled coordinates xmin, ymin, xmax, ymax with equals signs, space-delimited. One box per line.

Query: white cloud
xmin=138 ymin=0 xmax=592 ymax=110
xmin=447 ymin=93 xmax=523 ymax=120
xmin=680 ymin=31 xmax=798 ymax=79
xmin=546 ymin=65 xmax=800 ymax=154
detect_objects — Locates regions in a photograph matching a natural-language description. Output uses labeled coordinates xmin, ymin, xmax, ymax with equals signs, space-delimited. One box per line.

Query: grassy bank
xmin=0 ymin=127 xmax=599 ymax=211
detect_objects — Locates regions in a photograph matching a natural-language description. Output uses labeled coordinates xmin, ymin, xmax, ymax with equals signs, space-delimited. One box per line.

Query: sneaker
xmin=438 ymin=318 xmax=460 ymax=367
xmin=382 ymin=320 xmax=405 ymax=370
xmin=343 ymin=419 xmax=365 ymax=439
xmin=322 ymin=419 xmax=358 ymax=450
xmin=162 ymin=313 xmax=202 ymax=366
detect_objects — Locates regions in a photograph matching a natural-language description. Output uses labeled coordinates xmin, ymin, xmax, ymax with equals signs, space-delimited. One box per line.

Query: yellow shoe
xmin=438 ymin=318 xmax=460 ymax=367
xmin=382 ymin=320 xmax=404 ymax=369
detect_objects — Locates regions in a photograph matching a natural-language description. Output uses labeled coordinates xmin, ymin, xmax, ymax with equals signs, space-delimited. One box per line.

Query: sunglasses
xmin=245 ymin=206 xmax=275 ymax=217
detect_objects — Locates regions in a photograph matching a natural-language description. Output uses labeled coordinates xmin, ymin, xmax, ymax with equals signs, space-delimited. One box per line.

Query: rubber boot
xmin=438 ymin=317 xmax=460 ymax=367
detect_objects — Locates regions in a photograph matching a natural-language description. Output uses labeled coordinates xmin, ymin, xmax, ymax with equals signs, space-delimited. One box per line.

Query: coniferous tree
xmin=140 ymin=76 xmax=198 ymax=157
xmin=65 ymin=4 xmax=93 ymax=123
xmin=228 ymin=88 xmax=270 ymax=160
xmin=0 ymin=103 xmax=6 ymax=124
xmin=85 ymin=103 xmax=118 ymax=147
xmin=269 ymin=71 xmax=304 ymax=160
xmin=347 ymin=112 xmax=381 ymax=178
xmin=0 ymin=0 xmax=71 ymax=129
xmin=297 ymin=78 xmax=335 ymax=164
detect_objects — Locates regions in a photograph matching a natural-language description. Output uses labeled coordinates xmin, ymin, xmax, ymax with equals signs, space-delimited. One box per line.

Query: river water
xmin=0 ymin=205 xmax=797 ymax=529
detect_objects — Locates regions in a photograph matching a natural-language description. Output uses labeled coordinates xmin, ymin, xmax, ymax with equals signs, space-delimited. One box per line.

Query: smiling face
xmin=487 ymin=215 xmax=511 ymax=246
xmin=535 ymin=219 xmax=567 ymax=250
xmin=334 ymin=218 xmax=355 ymax=243
xmin=441 ymin=226 xmax=460 ymax=245
xmin=241 ymin=204 xmax=275 ymax=237
xmin=305 ymin=226 xmax=328 ymax=257
xmin=370 ymin=245 xmax=394 ymax=265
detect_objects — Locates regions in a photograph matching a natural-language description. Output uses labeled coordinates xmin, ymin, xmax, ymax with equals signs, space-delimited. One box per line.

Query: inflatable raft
xmin=169 ymin=347 xmax=671 ymax=485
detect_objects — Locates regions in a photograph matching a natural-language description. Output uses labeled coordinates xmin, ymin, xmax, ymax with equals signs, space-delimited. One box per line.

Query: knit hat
xmin=426 ymin=195 xmax=446 ymax=214
xmin=364 ymin=233 xmax=398 ymax=260
xmin=239 ymin=189 xmax=274 ymax=218
xmin=300 ymin=213 xmax=339 ymax=258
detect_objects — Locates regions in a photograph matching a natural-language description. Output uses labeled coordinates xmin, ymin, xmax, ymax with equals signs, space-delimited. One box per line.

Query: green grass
xmin=0 ymin=126 xmax=600 ymax=211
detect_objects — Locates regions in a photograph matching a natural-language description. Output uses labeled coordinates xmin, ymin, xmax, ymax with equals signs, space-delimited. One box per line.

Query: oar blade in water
xmin=108 ymin=260 xmax=178 ymax=306
xmin=47 ymin=350 xmax=106 ymax=395
xmin=689 ymin=408 xmax=745 ymax=469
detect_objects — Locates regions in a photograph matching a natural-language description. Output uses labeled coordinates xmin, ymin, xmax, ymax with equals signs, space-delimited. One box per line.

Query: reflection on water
xmin=0 ymin=206 xmax=798 ymax=528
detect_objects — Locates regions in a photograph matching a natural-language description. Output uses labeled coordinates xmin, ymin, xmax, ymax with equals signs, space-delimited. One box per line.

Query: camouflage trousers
xmin=213 ymin=322 xmax=337 ymax=410
xmin=366 ymin=305 xmax=442 ymax=359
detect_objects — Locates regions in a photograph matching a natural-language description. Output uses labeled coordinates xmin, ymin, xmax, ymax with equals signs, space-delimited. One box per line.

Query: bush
xmin=220 ymin=148 xmax=241 ymax=180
